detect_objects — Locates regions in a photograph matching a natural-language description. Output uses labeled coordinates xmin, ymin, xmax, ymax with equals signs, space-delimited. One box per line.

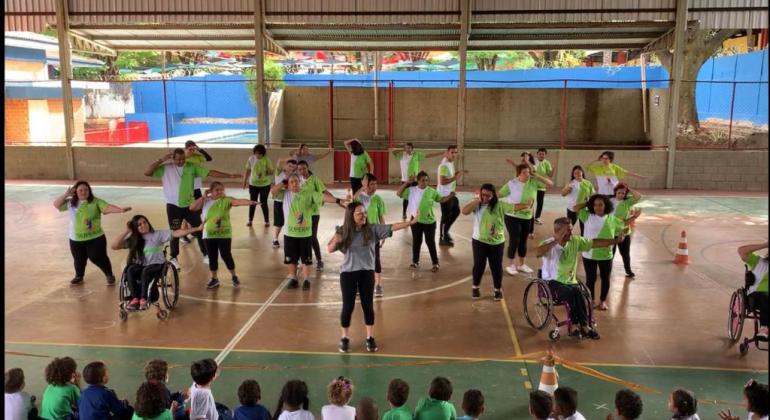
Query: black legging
xmin=69 ymin=235 xmax=113 ymax=278
xmin=440 ymin=195 xmax=460 ymax=240
xmin=612 ymin=234 xmax=633 ymax=275
xmin=126 ymin=263 xmax=164 ymax=299
xmin=583 ymin=257 xmax=613 ymax=302
xmin=748 ymin=292 xmax=769 ymax=327
xmin=402 ymin=199 xmax=409 ymax=219
xmin=167 ymin=204 xmax=206 ymax=258
xmin=566 ymin=210 xmax=585 ymax=236
xmin=374 ymin=241 xmax=382 ymax=274
xmin=311 ymin=215 xmax=322 ymax=262
xmin=340 ymin=270 xmax=375 ymax=327
xmin=548 ymin=281 xmax=588 ymax=326
xmin=472 ymin=240 xmax=504 ymax=289
xmin=248 ymin=185 xmax=270 ymax=223
xmin=204 ymin=238 xmax=235 ymax=272
xmin=504 ymin=215 xmax=530 ymax=259
xmin=411 ymin=222 xmax=439 ymax=265
xmin=530 ymin=190 xmax=546 ymax=234
xmin=350 ymin=177 xmax=363 ymax=195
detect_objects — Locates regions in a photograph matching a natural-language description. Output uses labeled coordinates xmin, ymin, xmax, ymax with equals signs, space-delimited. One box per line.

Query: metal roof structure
xmin=4 ymin=0 xmax=768 ymax=54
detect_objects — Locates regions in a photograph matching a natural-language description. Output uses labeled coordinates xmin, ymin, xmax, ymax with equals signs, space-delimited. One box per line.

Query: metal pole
xmin=55 ymin=0 xmax=76 ymax=179
xmin=640 ymin=53 xmax=649 ymax=134
xmin=388 ymin=81 xmax=394 ymax=149
xmin=328 ymin=80 xmax=334 ymax=148
xmin=560 ymin=80 xmax=568 ymax=149
xmin=664 ymin=0 xmax=688 ymax=189
xmin=374 ymin=52 xmax=379 ymax=137
xmin=728 ymin=81 xmax=737 ymax=148
xmin=456 ymin=0 xmax=471 ymax=175
xmin=253 ymin=0 xmax=267 ymax=146
xmin=162 ymin=78 xmax=171 ymax=147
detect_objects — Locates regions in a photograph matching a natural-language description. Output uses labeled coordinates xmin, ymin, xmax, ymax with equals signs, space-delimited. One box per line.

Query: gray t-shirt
xmin=339 ymin=225 xmax=392 ymax=273
xmin=124 ymin=230 xmax=173 ymax=266
xmin=294 ymin=153 xmax=316 ymax=168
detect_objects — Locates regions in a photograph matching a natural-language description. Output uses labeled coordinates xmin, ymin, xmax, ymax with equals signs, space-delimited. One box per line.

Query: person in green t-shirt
xmin=532 ymin=148 xmax=554 ymax=229
xmin=585 ymin=150 xmax=646 ymax=197
xmin=537 ymin=217 xmax=624 ymax=339
xmin=344 ymin=138 xmax=373 ymax=197
xmin=610 ymin=182 xmax=643 ymax=279
xmin=574 ymin=194 xmax=639 ymax=311
xmin=738 ymin=241 xmax=769 ymax=338
xmin=270 ymin=158 xmax=298 ymax=249
xmin=243 ymin=144 xmax=275 ymax=227
xmin=190 ymin=181 xmax=258 ymax=290
xmin=561 ymin=165 xmax=595 ymax=236
xmin=272 ymin=173 xmax=347 ymax=290
xmin=461 ymin=183 xmax=516 ymax=301
xmin=182 ymin=141 xmax=213 ymax=246
xmin=393 ymin=143 xmax=444 ymax=220
xmin=353 ymin=173 xmax=389 ymax=297
xmin=40 ymin=356 xmax=81 ymax=420
xmin=297 ymin=160 xmax=346 ymax=271
xmin=132 ymin=382 xmax=175 ymax=420
xmin=53 ymin=181 xmax=132 ymax=286
xmin=414 ymin=377 xmax=457 ymax=420
xmin=397 ymin=171 xmax=455 ymax=272
xmin=383 ymin=378 xmax=412 ymax=420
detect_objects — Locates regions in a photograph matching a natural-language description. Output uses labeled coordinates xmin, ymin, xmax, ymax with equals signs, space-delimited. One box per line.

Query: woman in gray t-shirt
xmin=327 ymin=203 xmax=416 ymax=353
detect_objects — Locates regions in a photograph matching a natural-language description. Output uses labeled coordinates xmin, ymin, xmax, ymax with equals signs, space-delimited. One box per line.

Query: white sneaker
xmin=202 ymin=255 xmax=210 ymax=265
xmin=169 ymin=258 xmax=180 ymax=270
xmin=518 ymin=264 xmax=534 ymax=274
xmin=505 ymin=265 xmax=518 ymax=276
xmin=534 ymin=218 xmax=543 ymax=225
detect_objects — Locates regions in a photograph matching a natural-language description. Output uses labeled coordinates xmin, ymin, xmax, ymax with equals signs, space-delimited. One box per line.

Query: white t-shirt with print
xmin=405 ymin=186 xmax=427 ymax=219
xmin=189 ymin=384 xmax=218 ymax=420
xmin=563 ymin=411 xmax=587 ymax=420
xmin=277 ymin=409 xmax=315 ymax=420
xmin=437 ymin=158 xmax=456 ymax=196
xmin=321 ymin=404 xmax=355 ymax=420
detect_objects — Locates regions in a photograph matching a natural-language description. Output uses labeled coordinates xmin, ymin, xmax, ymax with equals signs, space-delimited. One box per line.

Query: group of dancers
xmin=55 ymin=139 xmax=650 ymax=349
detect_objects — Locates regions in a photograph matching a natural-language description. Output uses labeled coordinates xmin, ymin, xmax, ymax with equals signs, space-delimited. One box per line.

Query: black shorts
xmin=284 ymin=235 xmax=312 ymax=266
xmin=273 ymin=201 xmax=284 ymax=227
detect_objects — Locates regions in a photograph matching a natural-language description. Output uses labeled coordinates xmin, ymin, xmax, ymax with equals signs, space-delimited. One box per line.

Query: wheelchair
xmin=523 ymin=270 xmax=596 ymax=341
xmin=727 ymin=266 xmax=768 ymax=356
xmin=117 ymin=246 xmax=179 ymax=321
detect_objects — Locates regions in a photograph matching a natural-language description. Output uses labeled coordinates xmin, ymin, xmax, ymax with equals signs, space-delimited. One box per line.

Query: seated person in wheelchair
xmin=111 ymin=215 xmax=202 ymax=310
xmin=537 ymin=217 xmax=625 ymax=339
xmin=738 ymin=241 xmax=769 ymax=339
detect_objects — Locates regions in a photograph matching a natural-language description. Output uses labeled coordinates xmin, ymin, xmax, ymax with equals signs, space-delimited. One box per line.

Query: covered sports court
xmin=4 ymin=1 xmax=769 ymax=419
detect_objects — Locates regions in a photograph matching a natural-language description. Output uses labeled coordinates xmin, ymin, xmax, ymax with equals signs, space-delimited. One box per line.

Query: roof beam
xmin=641 ymin=20 xmax=698 ymax=52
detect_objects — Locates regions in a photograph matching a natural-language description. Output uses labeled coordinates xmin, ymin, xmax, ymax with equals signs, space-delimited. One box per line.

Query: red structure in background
xmin=333 ymin=151 xmax=389 ymax=185
xmin=85 ymin=121 xmax=149 ymax=146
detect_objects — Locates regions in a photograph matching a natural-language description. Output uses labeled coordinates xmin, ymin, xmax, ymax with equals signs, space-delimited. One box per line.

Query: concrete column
xmin=253 ymin=0 xmax=267 ymax=146
xmin=456 ymin=0 xmax=470 ymax=177
xmin=55 ymin=0 xmax=76 ymax=180
xmin=664 ymin=0 xmax=688 ymax=189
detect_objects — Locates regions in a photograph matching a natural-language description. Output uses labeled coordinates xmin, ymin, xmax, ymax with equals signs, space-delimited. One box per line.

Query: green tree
xmin=244 ymin=59 xmax=285 ymax=106
xmin=115 ymin=51 xmax=162 ymax=70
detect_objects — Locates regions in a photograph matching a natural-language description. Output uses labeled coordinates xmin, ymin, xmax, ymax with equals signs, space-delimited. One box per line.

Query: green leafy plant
xmin=244 ymin=59 xmax=285 ymax=106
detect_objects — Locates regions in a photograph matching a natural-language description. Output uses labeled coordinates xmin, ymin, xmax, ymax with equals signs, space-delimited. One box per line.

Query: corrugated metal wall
xmin=264 ymin=0 xmax=459 ymax=24
xmin=689 ymin=0 xmax=768 ymax=29
xmin=473 ymin=0 xmax=676 ymax=23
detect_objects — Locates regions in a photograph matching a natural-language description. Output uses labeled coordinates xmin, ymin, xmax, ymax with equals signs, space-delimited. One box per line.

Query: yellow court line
xmin=5 ymin=340 xmax=768 ymax=373
xmin=500 ymin=298 xmax=523 ymax=357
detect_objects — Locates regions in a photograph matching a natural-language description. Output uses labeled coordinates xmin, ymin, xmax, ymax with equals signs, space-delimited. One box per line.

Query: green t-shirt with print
xmin=612 ymin=196 xmax=639 ymax=235
xmin=499 ymin=178 xmax=539 ymax=220
xmin=59 ymin=198 xmax=109 ymax=242
xmin=153 ymin=162 xmax=209 ymax=207
xmin=356 ymin=192 xmax=387 ymax=224
xmin=578 ymin=208 xmax=624 ymax=260
xmin=301 ymin=174 xmax=327 ymax=216
xmin=540 ymin=235 xmax=594 ymax=285
xmin=400 ymin=186 xmax=443 ymax=224
xmin=202 ymin=197 xmax=233 ymax=239
xmin=246 ymin=155 xmax=275 ymax=187
xmin=746 ymin=252 xmax=769 ymax=293
xmin=350 ymin=151 xmax=372 ymax=178
xmin=284 ymin=190 xmax=322 ymax=238
xmin=273 ymin=167 xmax=287 ymax=202
xmin=41 ymin=383 xmax=80 ymax=420
xmin=575 ymin=179 xmax=595 ymax=205
xmin=395 ymin=151 xmax=425 ymax=179
xmin=414 ymin=397 xmax=457 ymax=420
xmin=472 ymin=201 xmax=515 ymax=245
xmin=382 ymin=405 xmax=413 ymax=420
xmin=534 ymin=159 xmax=553 ymax=191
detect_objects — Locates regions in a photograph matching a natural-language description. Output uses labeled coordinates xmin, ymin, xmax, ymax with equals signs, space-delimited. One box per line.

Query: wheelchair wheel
xmin=728 ymin=289 xmax=745 ymax=343
xmin=548 ymin=329 xmax=561 ymax=341
xmin=157 ymin=309 xmax=169 ymax=320
xmin=577 ymin=282 xmax=596 ymax=328
xmin=118 ymin=309 xmax=128 ymax=322
xmin=523 ymin=280 xmax=552 ymax=330
xmin=118 ymin=265 xmax=132 ymax=302
xmin=161 ymin=263 xmax=179 ymax=310
xmin=739 ymin=340 xmax=749 ymax=356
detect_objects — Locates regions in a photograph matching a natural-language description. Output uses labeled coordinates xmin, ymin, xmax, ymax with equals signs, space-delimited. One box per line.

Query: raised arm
xmin=343 ymin=138 xmax=356 ymax=153
xmin=531 ymin=173 xmax=554 ymax=187
xmin=536 ymin=237 xmax=560 ymax=258
xmin=145 ymin=153 xmax=172 ymax=177
xmin=314 ymin=147 xmax=333 ymax=161
xmin=628 ymin=187 xmax=642 ymax=202
xmin=561 ymin=182 xmax=573 ymax=197
xmin=270 ymin=181 xmax=285 ymax=197
xmin=198 ymin=148 xmax=213 ymax=162
xmin=327 ymin=231 xmax=342 ymax=253
xmin=396 ymin=181 xmax=410 ymax=198
xmin=103 ymin=203 xmax=131 ymax=215
xmin=53 ymin=186 xmax=73 ymax=209
xmin=207 ymin=169 xmax=240 ymax=179
xmin=110 ymin=222 xmax=132 ymax=250
xmin=738 ymin=242 xmax=769 ymax=263
xmin=189 ymin=194 xmax=206 ymax=212
xmin=461 ymin=196 xmax=481 ymax=216
xmin=439 ymin=168 xmax=467 ymax=186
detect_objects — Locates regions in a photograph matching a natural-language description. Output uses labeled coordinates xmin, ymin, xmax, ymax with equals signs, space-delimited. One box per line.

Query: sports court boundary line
xmin=6 ymin=341 xmax=767 ymax=373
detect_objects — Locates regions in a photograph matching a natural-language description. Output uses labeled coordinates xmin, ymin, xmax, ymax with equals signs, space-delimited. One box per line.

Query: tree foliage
xmin=244 ymin=59 xmax=286 ymax=106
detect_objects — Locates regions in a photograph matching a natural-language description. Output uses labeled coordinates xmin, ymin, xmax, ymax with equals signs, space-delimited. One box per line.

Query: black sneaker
xmin=246 ymin=221 xmax=253 ymax=227
xmin=106 ymin=275 xmax=116 ymax=286
xmin=206 ymin=278 xmax=220 ymax=289
xmin=626 ymin=271 xmax=636 ymax=279
xmin=302 ymin=279 xmax=311 ymax=290
xmin=272 ymin=240 xmax=280 ymax=249
xmin=339 ymin=337 xmax=350 ymax=353
xmin=409 ymin=262 xmax=419 ymax=270
xmin=493 ymin=289 xmax=503 ymax=301
xmin=316 ymin=260 xmax=324 ymax=271
xmin=366 ymin=336 xmax=378 ymax=352
xmin=472 ymin=288 xmax=481 ymax=299
xmin=70 ymin=276 xmax=84 ymax=285
xmin=431 ymin=264 xmax=440 ymax=273
xmin=287 ymin=278 xmax=299 ymax=289
xmin=584 ymin=328 xmax=601 ymax=340
xmin=439 ymin=239 xmax=453 ymax=247
xmin=231 ymin=276 xmax=241 ymax=287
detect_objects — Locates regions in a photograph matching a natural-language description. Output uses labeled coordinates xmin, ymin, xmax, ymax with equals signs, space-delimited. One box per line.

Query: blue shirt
xmin=234 ymin=404 xmax=271 ymax=420
xmin=78 ymin=384 xmax=132 ymax=420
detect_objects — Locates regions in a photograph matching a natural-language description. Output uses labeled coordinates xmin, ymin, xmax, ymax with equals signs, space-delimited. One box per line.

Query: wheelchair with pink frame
xmin=523 ymin=270 xmax=596 ymax=341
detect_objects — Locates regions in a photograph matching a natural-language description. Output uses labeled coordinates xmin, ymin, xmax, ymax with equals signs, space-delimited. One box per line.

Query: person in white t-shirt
xmin=5 ymin=368 xmax=37 ymax=420
xmin=718 ymin=379 xmax=769 ymax=420
xmin=437 ymin=145 xmax=468 ymax=246
xmin=552 ymin=387 xmax=585 ymax=420
xmin=188 ymin=358 xmax=224 ymax=420
xmin=273 ymin=380 xmax=315 ymax=420
xmin=668 ymin=388 xmax=700 ymax=420
xmin=321 ymin=377 xmax=355 ymax=420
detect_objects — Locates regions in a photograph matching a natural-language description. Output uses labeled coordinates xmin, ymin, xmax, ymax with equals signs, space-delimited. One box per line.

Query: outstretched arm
xmin=738 ymin=242 xmax=769 ymax=263
xmin=628 ymin=187 xmax=642 ymax=202
xmin=103 ymin=203 xmax=131 ymax=215
xmin=207 ymin=169 xmax=240 ymax=179
xmin=231 ymin=198 xmax=259 ymax=207
xmin=390 ymin=215 xmax=418 ymax=232
xmin=592 ymin=234 xmax=626 ymax=249
xmin=625 ymin=169 xmax=647 ymax=179
xmin=314 ymin=147 xmax=333 ymax=161
xmin=531 ymin=173 xmax=554 ymax=188
xmin=172 ymin=220 xmax=204 ymax=238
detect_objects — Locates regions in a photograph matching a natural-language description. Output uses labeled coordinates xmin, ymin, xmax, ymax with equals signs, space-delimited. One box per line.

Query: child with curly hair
xmin=234 ymin=379 xmax=271 ymax=420
xmin=668 ymin=389 xmax=699 ymax=420
xmin=321 ymin=376 xmax=355 ymax=420
xmin=144 ymin=359 xmax=185 ymax=419
xmin=41 ymin=357 xmax=81 ymax=420
xmin=133 ymin=381 xmax=174 ymax=420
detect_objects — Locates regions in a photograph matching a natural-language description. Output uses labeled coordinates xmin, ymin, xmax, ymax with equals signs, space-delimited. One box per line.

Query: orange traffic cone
xmin=538 ymin=350 xmax=558 ymax=395
xmin=674 ymin=230 xmax=689 ymax=264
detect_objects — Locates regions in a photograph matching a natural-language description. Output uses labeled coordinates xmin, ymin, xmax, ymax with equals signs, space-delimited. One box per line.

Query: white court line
xmin=214 ymin=277 xmax=289 ymax=365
